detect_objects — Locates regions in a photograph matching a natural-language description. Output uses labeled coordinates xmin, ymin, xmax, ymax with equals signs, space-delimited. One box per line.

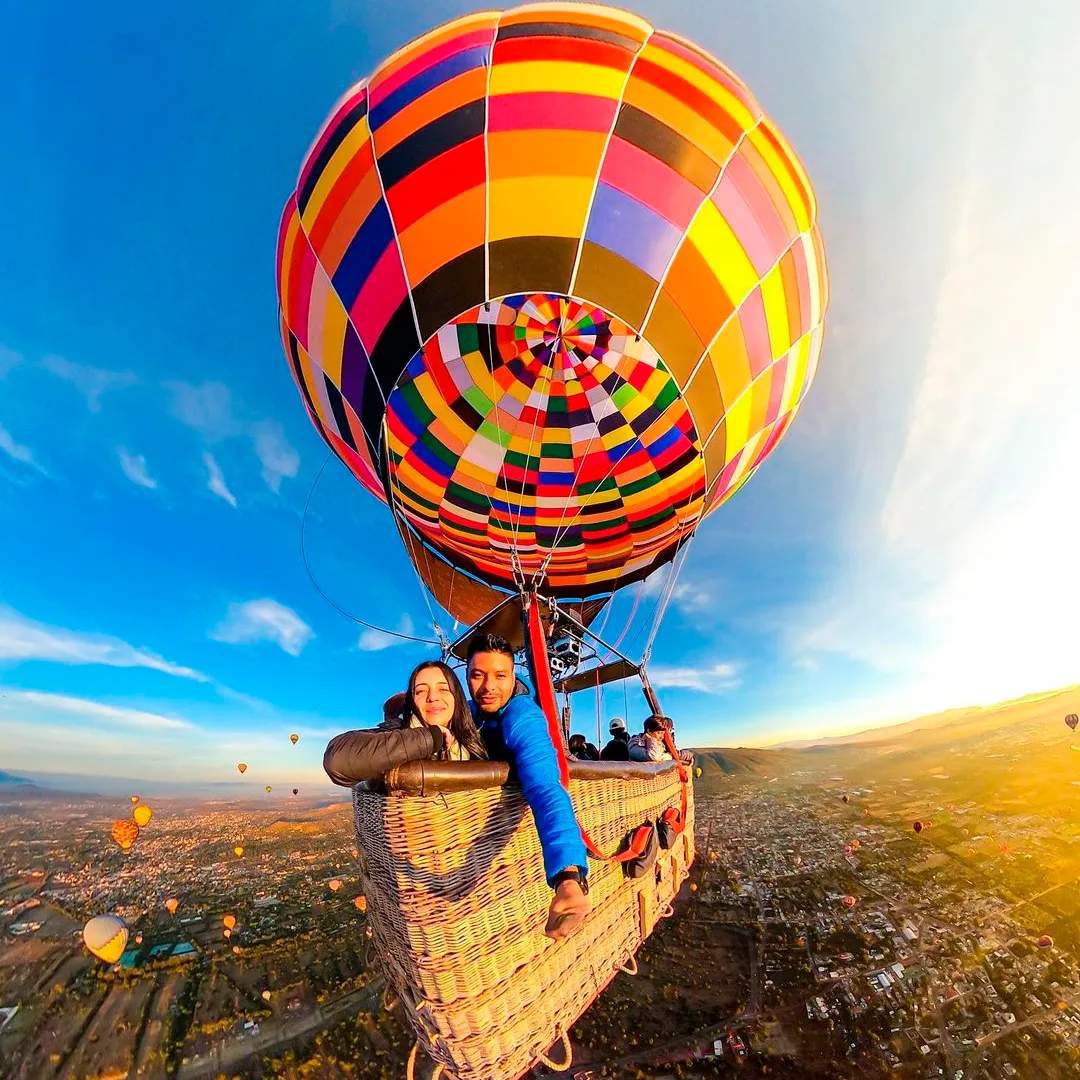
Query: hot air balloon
xmin=1066 ymin=714 xmax=1078 ymax=731
xmin=689 ymin=883 xmax=698 ymax=893
xmin=233 ymin=945 xmax=242 ymax=954
xmin=913 ymin=821 xmax=923 ymax=834
xmin=351 ymin=847 xmax=360 ymax=859
xmin=290 ymin=733 xmax=299 ymax=745
xmin=223 ymin=914 xmax=237 ymax=930
xmin=328 ymin=879 xmax=343 ymax=892
xmin=266 ymin=785 xmax=273 ymax=793
xmin=237 ymin=763 xmax=247 ymax=774
xmin=795 ymin=936 xmax=806 ymax=947
xmin=133 ymin=804 xmax=153 ymax=828
xmin=354 ymin=895 xmax=368 ymax=912
xmin=292 ymin=788 xmax=298 ymax=796
xmin=843 ymin=845 xmax=852 ymax=856
xmin=224 ymin=928 xmax=232 ymax=939
xmin=842 ymin=896 xmax=857 ymax=910
xmin=276 ymin=6 xmax=827 ymax=1078
xmin=130 ymin=794 xmax=140 ymax=805
xmin=851 ymin=839 xmax=860 ymax=850
xmin=165 ymin=898 xmax=178 ymax=915
xmin=694 ymin=767 xmax=702 ymax=779
xmin=83 ymin=914 xmax=129 ymax=964
xmin=111 ymin=819 xmax=140 ymax=851
xmin=262 ymin=990 xmax=272 ymax=1001
xmin=1037 ymin=934 xmax=1054 ymax=949
xmin=842 ymin=795 xmax=848 ymax=804
xmin=234 ymin=846 xmax=244 ymax=858
xmin=135 ymin=932 xmax=144 ymax=946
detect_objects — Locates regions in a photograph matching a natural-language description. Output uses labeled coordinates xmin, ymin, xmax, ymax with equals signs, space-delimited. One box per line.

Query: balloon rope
xmin=300 ymin=452 xmax=441 ymax=646
xmin=641 ymin=530 xmax=697 ymax=665
xmin=378 ymin=426 xmax=451 ymax=650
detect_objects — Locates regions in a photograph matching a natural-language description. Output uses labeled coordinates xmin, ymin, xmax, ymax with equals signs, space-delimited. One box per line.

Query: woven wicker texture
xmin=353 ymin=765 xmax=695 ymax=1080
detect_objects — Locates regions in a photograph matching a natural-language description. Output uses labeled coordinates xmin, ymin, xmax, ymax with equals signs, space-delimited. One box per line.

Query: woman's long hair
xmin=403 ymin=660 xmax=488 ymax=761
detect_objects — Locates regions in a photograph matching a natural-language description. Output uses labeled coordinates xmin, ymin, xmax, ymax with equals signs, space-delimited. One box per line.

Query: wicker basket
xmin=352 ymin=758 xmax=695 ymax=1080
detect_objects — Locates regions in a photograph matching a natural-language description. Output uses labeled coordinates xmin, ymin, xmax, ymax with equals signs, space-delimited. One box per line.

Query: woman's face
xmin=411 ymin=666 xmax=455 ymax=727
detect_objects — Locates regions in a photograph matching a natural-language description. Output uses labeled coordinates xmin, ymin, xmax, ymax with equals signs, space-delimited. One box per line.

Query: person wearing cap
xmin=600 ymin=717 xmax=630 ymax=760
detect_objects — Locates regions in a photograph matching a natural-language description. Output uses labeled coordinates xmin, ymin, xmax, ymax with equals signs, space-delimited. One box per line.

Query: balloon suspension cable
xmin=378 ymin=427 xmax=452 ymax=649
xmin=640 ymin=529 xmax=698 ymax=668
xmin=300 ymin=452 xmax=442 ymax=646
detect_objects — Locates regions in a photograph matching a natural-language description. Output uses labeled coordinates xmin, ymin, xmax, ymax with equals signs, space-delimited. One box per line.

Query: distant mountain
xmin=689 ymin=747 xmax=806 ymax=780
xmin=774 ymin=683 xmax=1080 ymax=750
xmin=0 ymin=771 xmax=38 ymax=788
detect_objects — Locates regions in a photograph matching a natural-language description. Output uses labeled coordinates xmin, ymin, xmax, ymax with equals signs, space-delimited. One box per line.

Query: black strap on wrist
xmin=553 ymin=869 xmax=588 ymax=895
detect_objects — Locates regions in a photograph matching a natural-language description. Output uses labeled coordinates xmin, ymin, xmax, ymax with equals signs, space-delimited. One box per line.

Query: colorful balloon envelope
xmin=1066 ymin=713 xmax=1078 ymax=731
xmin=237 ymin=763 xmax=247 ymax=774
xmin=290 ymin=733 xmax=299 ymax=745
xmin=262 ymin=989 xmax=272 ymax=1001
xmin=266 ymin=785 xmax=273 ymax=793
xmin=234 ymin=846 xmax=244 ymax=857
xmin=354 ymin=895 xmax=368 ymax=912
xmin=164 ymin=898 xmax=179 ymax=914
xmin=83 ymin=914 xmax=129 ymax=964
xmin=842 ymin=896 xmax=857 ymax=909
xmin=135 ymin=932 xmax=144 ymax=945
xmin=292 ymin=788 xmax=299 ymax=795
xmin=130 ymin=794 xmax=140 ymax=805
xmin=223 ymin=913 xmax=237 ymax=930
xmin=111 ymin=819 xmax=140 ymax=850
xmin=1038 ymin=934 xmax=1054 ymax=949
xmin=328 ymin=879 xmax=343 ymax=892
xmin=132 ymin=804 xmax=153 ymax=828
xmin=224 ymin=928 xmax=232 ymax=939
xmin=276 ymin=3 xmax=828 ymax=612
xmin=913 ymin=821 xmax=923 ymax=834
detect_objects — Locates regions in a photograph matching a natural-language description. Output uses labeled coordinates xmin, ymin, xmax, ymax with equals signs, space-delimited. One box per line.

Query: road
xmin=176 ymin=979 xmax=384 ymax=1080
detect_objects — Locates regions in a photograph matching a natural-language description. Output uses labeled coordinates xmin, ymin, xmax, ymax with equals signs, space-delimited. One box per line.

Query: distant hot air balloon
xmin=689 ymin=883 xmax=698 ymax=893
xmin=913 ymin=821 xmax=923 ymax=834
xmin=130 ymin=794 xmax=140 ymax=805
xmin=262 ymin=990 xmax=272 ymax=1001
xmin=83 ymin=914 xmax=129 ymax=964
xmin=290 ymin=733 xmax=299 ymax=745
xmin=924 ymin=820 xmax=934 ymax=829
xmin=1066 ymin=714 xmax=1078 ymax=732
xmin=234 ymin=846 xmax=244 ymax=858
xmin=842 ymin=795 xmax=849 ymax=804
xmin=795 ymin=936 xmax=807 ymax=947
xmin=237 ymin=763 xmax=247 ymax=774
xmin=135 ymin=932 xmax=144 ymax=945
xmin=694 ymin=767 xmax=702 ymax=779
xmin=851 ymin=839 xmax=860 ymax=850
xmin=165 ymin=898 xmax=179 ymax=914
xmin=266 ymin=785 xmax=273 ymax=793
xmin=292 ymin=788 xmax=299 ymax=796
xmin=223 ymin=914 xmax=237 ymax=930
xmin=224 ymin=928 xmax=232 ymax=939
xmin=1038 ymin=934 xmax=1054 ymax=949
xmin=133 ymin=804 xmax=153 ymax=828
xmin=111 ymin=819 xmax=140 ymax=851
xmin=1000 ymin=843 xmax=1009 ymax=853
xmin=233 ymin=945 xmax=242 ymax=954
xmin=843 ymin=845 xmax=852 ymax=856
xmin=354 ymin=895 xmax=368 ymax=912
xmin=351 ymin=847 xmax=359 ymax=859
xmin=842 ymin=895 xmax=857 ymax=909
xmin=328 ymin=879 xmax=343 ymax=892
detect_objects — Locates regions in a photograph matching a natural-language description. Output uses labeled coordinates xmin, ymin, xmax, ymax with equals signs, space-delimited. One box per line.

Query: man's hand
xmin=544 ymin=878 xmax=590 ymax=939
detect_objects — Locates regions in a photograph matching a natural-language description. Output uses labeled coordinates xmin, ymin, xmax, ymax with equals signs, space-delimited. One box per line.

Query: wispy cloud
xmin=211 ymin=599 xmax=313 ymax=656
xmin=0 ymin=608 xmax=209 ymax=682
xmin=3 ymin=690 xmax=192 ymax=730
xmin=0 ymin=423 xmax=47 ymax=474
xmin=650 ymin=662 xmax=741 ymax=693
xmin=357 ymin=615 xmax=415 ymax=652
xmin=641 ymin=569 xmax=712 ymax=618
xmin=0 ymin=344 xmax=23 ymax=378
xmin=39 ymin=355 xmax=137 ymax=412
xmin=249 ymin=420 xmax=300 ymax=493
xmin=204 ymin=451 xmax=237 ymax=507
xmin=117 ymin=447 xmax=158 ymax=489
xmin=165 ymin=381 xmax=300 ymax=494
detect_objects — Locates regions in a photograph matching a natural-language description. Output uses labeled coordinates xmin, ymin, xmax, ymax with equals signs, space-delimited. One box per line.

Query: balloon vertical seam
xmin=482 ymin=11 xmax=504 ymax=303
xmin=566 ymin=28 xmax=656 ymax=303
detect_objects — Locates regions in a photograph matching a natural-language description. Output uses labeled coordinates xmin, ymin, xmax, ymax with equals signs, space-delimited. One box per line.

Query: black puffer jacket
xmin=323 ymin=715 xmax=449 ymax=787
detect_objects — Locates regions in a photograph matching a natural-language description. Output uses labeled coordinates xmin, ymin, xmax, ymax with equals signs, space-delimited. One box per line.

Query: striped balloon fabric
xmin=277 ymin=3 xmax=828 ymax=600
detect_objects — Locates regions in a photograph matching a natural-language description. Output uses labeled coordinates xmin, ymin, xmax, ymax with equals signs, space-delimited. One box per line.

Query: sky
xmin=2 ymin=0 xmax=1079 ymax=790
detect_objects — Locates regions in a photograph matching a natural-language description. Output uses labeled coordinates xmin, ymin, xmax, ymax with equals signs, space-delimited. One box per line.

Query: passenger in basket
xmin=628 ymin=717 xmax=674 ymax=763
xmin=568 ymin=734 xmax=600 ymax=761
xmin=465 ymin=633 xmax=591 ymax=940
xmin=600 ymin=717 xmax=630 ymax=760
xmin=322 ymin=661 xmax=487 ymax=787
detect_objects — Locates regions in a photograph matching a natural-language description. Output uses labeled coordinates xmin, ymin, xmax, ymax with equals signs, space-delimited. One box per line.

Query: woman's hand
xmin=436 ymin=725 xmax=459 ymax=757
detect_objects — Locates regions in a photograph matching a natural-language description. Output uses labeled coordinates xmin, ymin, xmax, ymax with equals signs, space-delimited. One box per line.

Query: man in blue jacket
xmin=466 ymin=632 xmax=591 ymax=940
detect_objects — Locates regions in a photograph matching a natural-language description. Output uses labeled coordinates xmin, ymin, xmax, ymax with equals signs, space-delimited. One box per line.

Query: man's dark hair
xmin=466 ymin=632 xmax=515 ymax=661
xmin=643 ymin=717 xmax=666 ymax=734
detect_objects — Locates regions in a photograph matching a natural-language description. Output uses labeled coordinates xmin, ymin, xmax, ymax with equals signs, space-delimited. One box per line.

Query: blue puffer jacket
xmin=471 ymin=693 xmax=588 ymax=886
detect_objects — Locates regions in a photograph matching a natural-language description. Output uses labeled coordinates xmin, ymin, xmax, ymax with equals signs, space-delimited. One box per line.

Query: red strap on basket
xmin=524 ymin=597 xmax=689 ymax=864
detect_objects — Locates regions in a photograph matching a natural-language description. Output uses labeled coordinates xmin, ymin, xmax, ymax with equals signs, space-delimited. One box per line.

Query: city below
xmin=3 ymin=685 xmax=1080 ymax=1079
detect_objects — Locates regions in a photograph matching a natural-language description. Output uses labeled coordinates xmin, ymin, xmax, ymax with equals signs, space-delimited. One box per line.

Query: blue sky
xmin=2 ymin=1 xmax=1079 ymax=788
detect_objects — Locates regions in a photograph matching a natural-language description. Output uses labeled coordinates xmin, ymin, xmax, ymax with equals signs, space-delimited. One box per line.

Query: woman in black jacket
xmin=324 ymin=660 xmax=487 ymax=787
